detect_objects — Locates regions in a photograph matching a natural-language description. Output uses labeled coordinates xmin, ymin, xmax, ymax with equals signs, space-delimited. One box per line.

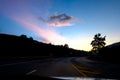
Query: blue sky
xmin=0 ymin=0 xmax=120 ymax=51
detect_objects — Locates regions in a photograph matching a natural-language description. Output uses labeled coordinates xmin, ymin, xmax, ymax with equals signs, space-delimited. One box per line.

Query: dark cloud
xmin=48 ymin=14 xmax=73 ymax=23
xmin=38 ymin=13 xmax=80 ymax=27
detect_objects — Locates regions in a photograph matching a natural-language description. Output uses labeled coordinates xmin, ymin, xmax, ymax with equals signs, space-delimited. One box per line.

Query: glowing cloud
xmin=48 ymin=23 xmax=73 ymax=27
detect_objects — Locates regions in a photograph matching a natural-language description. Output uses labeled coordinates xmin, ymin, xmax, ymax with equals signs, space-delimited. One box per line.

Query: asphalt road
xmin=0 ymin=57 xmax=119 ymax=79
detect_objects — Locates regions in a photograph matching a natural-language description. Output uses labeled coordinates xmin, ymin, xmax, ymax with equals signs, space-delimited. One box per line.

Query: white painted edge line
xmin=26 ymin=69 xmax=37 ymax=75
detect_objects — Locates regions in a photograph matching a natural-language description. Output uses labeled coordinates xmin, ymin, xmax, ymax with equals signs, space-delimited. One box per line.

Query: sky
xmin=0 ymin=0 xmax=120 ymax=51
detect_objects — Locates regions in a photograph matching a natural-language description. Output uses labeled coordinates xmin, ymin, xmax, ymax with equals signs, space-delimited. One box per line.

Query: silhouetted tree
xmin=64 ymin=44 xmax=69 ymax=48
xmin=20 ymin=34 xmax=27 ymax=38
xmin=91 ymin=33 xmax=106 ymax=51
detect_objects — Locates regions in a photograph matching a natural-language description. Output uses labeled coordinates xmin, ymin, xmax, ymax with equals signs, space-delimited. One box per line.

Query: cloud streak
xmin=12 ymin=15 xmax=67 ymax=44
xmin=39 ymin=13 xmax=78 ymax=27
xmin=1 ymin=0 xmax=67 ymax=45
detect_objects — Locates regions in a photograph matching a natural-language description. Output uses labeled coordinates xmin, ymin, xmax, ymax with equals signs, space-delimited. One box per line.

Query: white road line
xmin=26 ymin=69 xmax=37 ymax=75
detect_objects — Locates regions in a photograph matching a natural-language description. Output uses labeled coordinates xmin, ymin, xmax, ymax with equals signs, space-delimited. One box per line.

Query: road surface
xmin=0 ymin=57 xmax=119 ymax=79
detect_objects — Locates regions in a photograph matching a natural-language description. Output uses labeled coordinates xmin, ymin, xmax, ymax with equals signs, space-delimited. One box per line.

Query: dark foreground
xmin=0 ymin=57 xmax=119 ymax=80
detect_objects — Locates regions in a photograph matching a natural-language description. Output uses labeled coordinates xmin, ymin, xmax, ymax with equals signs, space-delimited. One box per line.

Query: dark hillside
xmin=89 ymin=42 xmax=120 ymax=63
xmin=0 ymin=34 xmax=88 ymax=58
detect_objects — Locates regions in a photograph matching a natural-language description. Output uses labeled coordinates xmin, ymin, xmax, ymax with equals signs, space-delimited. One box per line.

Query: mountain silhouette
xmin=107 ymin=42 xmax=120 ymax=48
xmin=0 ymin=34 xmax=87 ymax=58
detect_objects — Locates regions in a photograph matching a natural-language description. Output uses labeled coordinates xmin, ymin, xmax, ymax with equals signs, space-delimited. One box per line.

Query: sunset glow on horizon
xmin=0 ymin=0 xmax=120 ymax=51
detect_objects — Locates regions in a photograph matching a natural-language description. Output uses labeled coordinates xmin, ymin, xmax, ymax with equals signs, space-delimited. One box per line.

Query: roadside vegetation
xmin=0 ymin=33 xmax=120 ymax=64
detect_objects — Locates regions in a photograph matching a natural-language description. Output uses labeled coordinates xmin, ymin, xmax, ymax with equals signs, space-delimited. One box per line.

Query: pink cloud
xmin=48 ymin=23 xmax=73 ymax=27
